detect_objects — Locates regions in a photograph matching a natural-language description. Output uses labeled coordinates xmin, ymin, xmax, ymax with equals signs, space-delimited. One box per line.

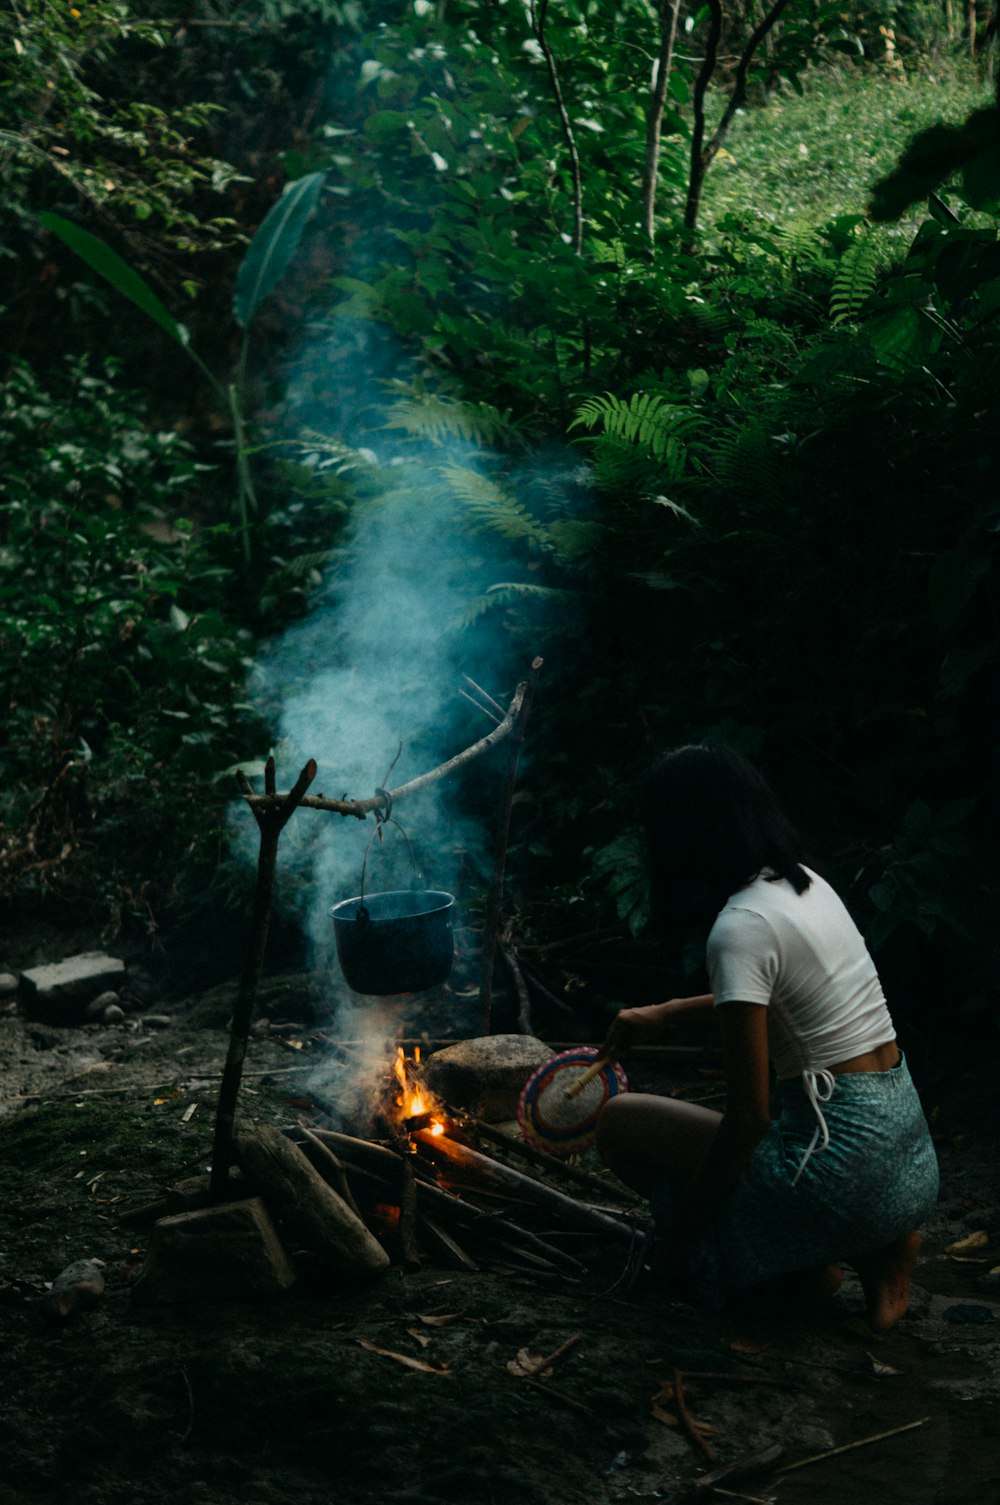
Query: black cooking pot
xmin=329 ymin=813 xmax=455 ymax=995
xmin=330 ymin=888 xmax=455 ymax=995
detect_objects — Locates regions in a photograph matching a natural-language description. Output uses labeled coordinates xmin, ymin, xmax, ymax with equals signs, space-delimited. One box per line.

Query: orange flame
xmin=393 ymin=1045 xmax=445 ymax=1134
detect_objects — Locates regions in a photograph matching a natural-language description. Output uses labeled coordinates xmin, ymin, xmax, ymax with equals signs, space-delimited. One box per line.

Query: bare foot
xmin=855 ymin=1230 xmax=921 ymax=1332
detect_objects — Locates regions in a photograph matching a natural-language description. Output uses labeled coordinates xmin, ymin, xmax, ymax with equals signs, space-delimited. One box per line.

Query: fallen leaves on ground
xmin=506 ymin=1347 xmax=552 ymax=1377
xmin=944 ymin=1229 xmax=989 ymax=1260
xmin=356 ymin=1338 xmax=450 ymax=1374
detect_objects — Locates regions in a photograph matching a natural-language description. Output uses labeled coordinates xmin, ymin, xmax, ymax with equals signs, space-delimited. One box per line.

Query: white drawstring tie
xmin=791 ymin=1068 xmax=836 ymax=1185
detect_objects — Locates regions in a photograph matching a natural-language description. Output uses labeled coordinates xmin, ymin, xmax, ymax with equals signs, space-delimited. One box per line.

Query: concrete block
xmin=131 ymin=1196 xmax=297 ymax=1305
xmin=20 ymin=953 xmax=126 ymax=1022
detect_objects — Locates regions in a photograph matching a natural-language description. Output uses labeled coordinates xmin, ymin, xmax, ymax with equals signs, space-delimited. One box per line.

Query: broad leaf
xmin=233 ymin=172 xmax=325 ymax=329
xmin=39 ymin=212 xmax=189 ymax=348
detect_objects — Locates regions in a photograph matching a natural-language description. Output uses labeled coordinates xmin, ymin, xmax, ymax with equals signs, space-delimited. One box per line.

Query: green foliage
xmin=39 ymin=213 xmax=193 ymax=351
xmin=381 ymin=390 xmax=528 ymax=451
xmin=829 ymin=226 xmax=882 ymax=321
xmin=442 ymin=466 xmax=552 ymax=547
xmin=233 ymin=172 xmax=326 ymax=329
xmin=41 ymin=171 xmax=327 ymax=563
xmin=862 ymin=797 xmax=979 ymax=949
xmin=0 ymin=0 xmax=243 ymax=254
xmin=0 ymin=357 xmax=261 ymax=909
xmin=587 ymin=829 xmax=650 ymax=935
xmin=572 ymin=393 xmax=704 ymax=475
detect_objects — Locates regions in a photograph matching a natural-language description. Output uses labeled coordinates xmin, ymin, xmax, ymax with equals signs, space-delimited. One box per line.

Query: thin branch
xmin=479 ymin=658 xmax=543 ymax=1029
xmin=500 ymin=941 xmax=534 ymax=1034
xmin=673 ymin=1368 xmax=718 ymax=1463
xmin=777 ymin=1417 xmax=931 ymax=1474
xmin=242 ymin=677 xmax=531 ymax=818
xmin=459 ymin=688 xmax=501 ymax=724
xmin=462 ymin=674 xmax=505 ymax=716
xmin=684 ymin=0 xmax=793 ymax=236
xmin=641 ymin=0 xmax=682 ymax=244
xmin=684 ymin=0 xmax=724 ymax=237
xmin=529 ymin=0 xmax=584 ymax=255
xmin=703 ymin=0 xmax=794 ymax=170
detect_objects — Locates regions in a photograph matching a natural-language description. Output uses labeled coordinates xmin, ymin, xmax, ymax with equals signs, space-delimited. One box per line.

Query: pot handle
xmin=356 ymin=795 xmax=422 ymax=920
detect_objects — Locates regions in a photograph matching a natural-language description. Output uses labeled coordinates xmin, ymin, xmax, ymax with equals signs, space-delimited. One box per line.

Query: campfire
xmin=117 ymin=660 xmax=649 ymax=1299
xmin=280 ymin=1032 xmax=645 ymax=1281
xmin=120 ymin=1027 xmax=647 ymax=1303
xmin=393 ymin=1046 xmax=446 ymax=1137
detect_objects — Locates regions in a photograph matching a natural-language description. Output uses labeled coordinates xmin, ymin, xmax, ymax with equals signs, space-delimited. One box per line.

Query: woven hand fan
xmin=518 ymin=1047 xmax=628 ymax=1157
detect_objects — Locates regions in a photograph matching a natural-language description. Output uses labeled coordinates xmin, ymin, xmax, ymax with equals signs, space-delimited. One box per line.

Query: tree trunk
xmin=641 ymin=0 xmax=682 ymax=245
xmin=685 ymin=0 xmax=794 ymax=239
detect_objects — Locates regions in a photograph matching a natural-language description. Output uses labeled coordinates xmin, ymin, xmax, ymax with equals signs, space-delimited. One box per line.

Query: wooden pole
xmin=479 ymin=657 xmax=543 ymax=1031
xmin=210 ymin=757 xmax=316 ymax=1199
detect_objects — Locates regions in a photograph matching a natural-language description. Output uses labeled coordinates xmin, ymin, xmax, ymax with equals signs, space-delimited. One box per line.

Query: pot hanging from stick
xmin=330 ymin=809 xmax=455 ymax=996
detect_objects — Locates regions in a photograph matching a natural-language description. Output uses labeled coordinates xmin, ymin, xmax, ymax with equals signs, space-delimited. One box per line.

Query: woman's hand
xmin=600 ymin=994 xmax=714 ymax=1060
xmin=601 ymin=1003 xmax=670 ymax=1059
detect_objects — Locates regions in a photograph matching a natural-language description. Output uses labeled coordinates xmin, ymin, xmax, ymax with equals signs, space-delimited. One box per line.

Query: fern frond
xmin=571 ymin=392 xmax=702 ymax=480
xmin=442 ymin=464 xmax=550 ymax=546
xmin=382 ymin=392 xmax=523 ymax=450
xmin=268 ymin=550 xmax=332 ymax=583
xmin=589 ymin=437 xmax=664 ymax=493
xmin=592 ymin=237 xmax=628 ymax=267
xmin=290 ymin=432 xmax=380 ymax=476
xmin=710 ymin=420 xmax=782 ymax=500
xmin=830 ymin=232 xmax=881 ymax=324
xmin=772 ymin=220 xmax=831 ymax=274
xmin=455 ymin=582 xmax=575 ymax=629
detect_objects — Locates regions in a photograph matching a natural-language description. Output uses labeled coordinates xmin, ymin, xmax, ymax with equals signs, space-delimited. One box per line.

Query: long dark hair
xmin=643 ymin=744 xmax=811 ymax=923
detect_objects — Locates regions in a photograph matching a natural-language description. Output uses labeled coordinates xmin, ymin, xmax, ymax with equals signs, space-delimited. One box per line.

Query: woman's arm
xmin=663 ymin=1000 xmax=772 ymax=1273
xmin=601 ymin=994 xmax=714 ymax=1058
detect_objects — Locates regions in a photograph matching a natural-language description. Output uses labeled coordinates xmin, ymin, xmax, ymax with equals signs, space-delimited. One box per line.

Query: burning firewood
xmin=291 ymin=1127 xmax=589 ymax=1275
xmin=411 ymin=1129 xmax=638 ymax=1244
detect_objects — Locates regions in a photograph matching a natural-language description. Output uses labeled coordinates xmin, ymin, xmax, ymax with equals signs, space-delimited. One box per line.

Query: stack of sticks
xmin=287 ymin=1110 xmax=646 ymax=1278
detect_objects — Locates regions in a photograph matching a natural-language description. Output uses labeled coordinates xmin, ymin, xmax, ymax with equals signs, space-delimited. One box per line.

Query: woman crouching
xmin=596 ymin=744 xmax=939 ymax=1331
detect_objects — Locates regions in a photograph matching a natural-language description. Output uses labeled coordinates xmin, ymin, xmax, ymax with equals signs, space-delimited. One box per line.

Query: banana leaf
xmin=233 ymin=171 xmax=325 ymax=330
xmin=39 ymin=212 xmax=189 ymax=349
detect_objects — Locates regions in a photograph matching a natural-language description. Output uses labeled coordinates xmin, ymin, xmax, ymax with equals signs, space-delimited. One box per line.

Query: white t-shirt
xmin=706 ymin=867 xmax=896 ymax=1080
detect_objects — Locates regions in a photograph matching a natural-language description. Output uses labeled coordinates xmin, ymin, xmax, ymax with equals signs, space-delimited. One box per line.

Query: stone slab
xmin=20 ymin=953 xmax=126 ymax=1022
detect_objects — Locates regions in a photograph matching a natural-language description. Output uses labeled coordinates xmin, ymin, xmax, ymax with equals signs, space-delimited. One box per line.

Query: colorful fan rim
xmin=517 ymin=1047 xmax=628 ymax=1157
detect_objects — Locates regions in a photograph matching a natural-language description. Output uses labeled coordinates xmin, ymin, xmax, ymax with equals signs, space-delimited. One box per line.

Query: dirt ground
xmin=1 ymin=952 xmax=998 ymax=1505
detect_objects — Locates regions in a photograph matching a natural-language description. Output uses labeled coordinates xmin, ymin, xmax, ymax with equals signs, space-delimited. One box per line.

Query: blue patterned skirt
xmin=652 ymin=1055 xmax=939 ymax=1300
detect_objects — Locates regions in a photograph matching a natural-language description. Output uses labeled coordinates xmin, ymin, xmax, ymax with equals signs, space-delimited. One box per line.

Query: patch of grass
xmin=698 ymin=60 xmax=992 ymax=241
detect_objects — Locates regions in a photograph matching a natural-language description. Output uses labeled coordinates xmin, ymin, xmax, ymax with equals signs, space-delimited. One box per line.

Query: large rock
xmin=422 ymin=1034 xmax=553 ymax=1122
xmin=20 ymin=952 xmax=126 ymax=1023
xmin=131 ymin=1197 xmax=296 ymax=1304
xmin=42 ymin=1258 xmax=106 ymax=1321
